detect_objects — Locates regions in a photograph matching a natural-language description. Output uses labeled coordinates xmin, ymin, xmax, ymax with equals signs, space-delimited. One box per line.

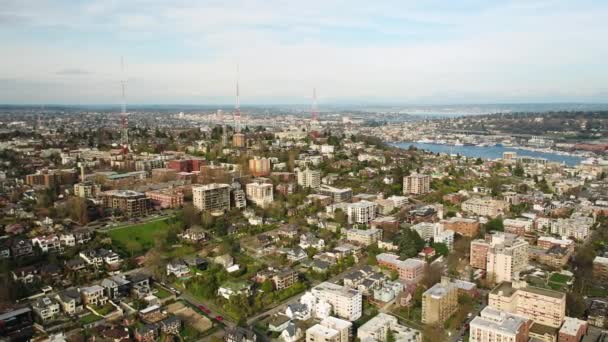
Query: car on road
xmin=215 ymin=315 xmax=223 ymax=321
xmin=198 ymin=305 xmax=211 ymax=314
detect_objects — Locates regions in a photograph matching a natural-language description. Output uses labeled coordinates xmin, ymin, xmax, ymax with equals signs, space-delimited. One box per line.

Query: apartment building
xmin=503 ymin=218 xmax=533 ymax=236
xmin=297 ymin=168 xmax=321 ymax=189
xmin=145 ymin=188 xmax=184 ymax=209
xmin=246 ymin=179 xmax=274 ymax=208
xmin=73 ymin=182 xmax=100 ymax=198
xmin=306 ymin=316 xmax=352 ymax=342
xmin=166 ymin=158 xmax=206 ymax=173
xmin=422 ymin=277 xmax=458 ymax=324
xmin=471 ymin=239 xmax=490 ymax=269
xmin=272 ymin=269 xmax=299 ymax=291
xmin=311 ymin=282 xmax=363 ymax=321
xmin=558 ymin=317 xmax=587 ymax=342
xmin=550 ymin=217 xmax=594 ymax=240
xmin=403 ymin=174 xmax=431 ymax=195
xmin=357 ymin=313 xmax=421 ymax=342
xmin=376 ymin=253 xmax=425 ymax=282
xmin=249 ymin=157 xmax=271 ymax=177
xmin=346 ymin=201 xmax=377 ymax=224
xmin=319 ymin=185 xmax=353 ymax=203
xmin=469 ymin=307 xmax=531 ymax=342
xmin=233 ymin=133 xmax=246 ymax=148
xmin=100 ymin=190 xmax=151 ymax=218
xmin=441 ymin=217 xmax=480 ymax=238
xmin=345 ymin=228 xmax=382 ymax=246
xmin=412 ymin=222 xmax=455 ymax=250
xmin=486 ymin=233 xmax=529 ymax=284
xmin=489 ymin=280 xmax=566 ymax=328
xmin=25 ymin=169 xmax=78 ymax=188
xmin=462 ymin=198 xmax=509 ymax=218
xmin=537 ymin=236 xmax=574 ymax=251
xmin=593 ymin=256 xmax=608 ymax=282
xmin=192 ymin=183 xmax=231 ymax=212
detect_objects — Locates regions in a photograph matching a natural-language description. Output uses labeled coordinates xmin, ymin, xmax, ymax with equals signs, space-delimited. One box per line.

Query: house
xmin=32 ymin=296 xmax=61 ymax=323
xmin=183 ymin=256 xmax=208 ymax=271
xmin=218 ymin=281 xmax=252 ymax=299
xmin=285 ymin=248 xmax=307 ymax=262
xmin=268 ymin=314 xmax=291 ymax=332
xmin=135 ymin=324 xmax=158 ymax=342
xmin=127 ymin=273 xmax=151 ymax=297
xmin=56 ymin=288 xmax=83 ymax=315
xmin=224 ymin=327 xmax=257 ymax=342
xmin=31 ymin=235 xmax=63 ymax=253
xmin=214 ymin=254 xmax=235 ymax=269
xmin=65 ymin=257 xmax=86 ymax=272
xmin=299 ymin=233 xmax=325 ymax=250
xmin=79 ymin=249 xmax=104 ymax=267
xmin=102 ymin=275 xmax=131 ymax=300
xmin=12 ymin=266 xmax=38 ymax=283
xmin=166 ymin=261 xmax=190 ymax=278
xmin=10 ymin=238 xmax=34 ymax=257
xmin=81 ymin=285 xmax=108 ymax=306
xmin=179 ymin=226 xmax=207 ymax=242
xmin=280 ymin=322 xmax=303 ymax=342
xmin=159 ymin=316 xmax=182 ymax=335
xmin=286 ymin=303 xmax=311 ymax=321
xmin=59 ymin=233 xmax=76 ymax=247
xmin=73 ymin=228 xmax=93 ymax=244
xmin=40 ymin=264 xmax=62 ymax=281
xmin=99 ymin=249 xmax=122 ymax=268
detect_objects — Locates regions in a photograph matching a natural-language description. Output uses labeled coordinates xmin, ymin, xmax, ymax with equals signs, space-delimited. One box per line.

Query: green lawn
xmin=92 ymin=303 xmax=115 ymax=316
xmin=80 ymin=313 xmax=102 ymax=325
xmin=180 ymin=325 xmax=203 ymax=341
xmin=548 ymin=273 xmax=571 ymax=284
xmin=155 ymin=286 xmax=173 ymax=299
xmin=106 ymin=218 xmax=172 ymax=255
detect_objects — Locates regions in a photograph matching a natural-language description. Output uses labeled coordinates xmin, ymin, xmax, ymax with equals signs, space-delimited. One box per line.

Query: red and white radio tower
xmin=120 ymin=57 xmax=129 ymax=154
xmin=233 ymin=64 xmax=241 ymax=132
xmin=311 ymin=87 xmax=319 ymax=122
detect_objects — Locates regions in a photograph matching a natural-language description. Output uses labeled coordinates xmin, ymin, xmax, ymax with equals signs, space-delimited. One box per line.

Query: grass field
xmin=80 ymin=313 xmax=102 ymax=325
xmin=106 ymin=218 xmax=172 ymax=255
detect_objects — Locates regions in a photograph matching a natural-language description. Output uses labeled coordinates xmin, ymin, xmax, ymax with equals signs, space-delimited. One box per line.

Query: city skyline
xmin=1 ymin=0 xmax=608 ymax=105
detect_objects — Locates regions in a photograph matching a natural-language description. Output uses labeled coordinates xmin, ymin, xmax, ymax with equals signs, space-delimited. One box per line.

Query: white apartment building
xmin=346 ymin=201 xmax=377 ymax=224
xmin=403 ymin=174 xmax=431 ymax=195
xmin=345 ymin=228 xmax=383 ymax=246
xmin=357 ymin=313 xmax=421 ymax=342
xmin=192 ymin=183 xmax=231 ymax=212
xmin=306 ymin=316 xmax=352 ymax=342
xmin=550 ymin=217 xmax=594 ymax=240
xmin=411 ymin=222 xmax=455 ymax=250
xmin=246 ymin=180 xmax=274 ymax=208
xmin=297 ymin=168 xmax=321 ymax=189
xmin=319 ymin=185 xmax=353 ymax=203
xmin=310 ymin=282 xmax=363 ymax=321
xmin=486 ymin=233 xmax=529 ymax=283
xmin=462 ymin=198 xmax=509 ymax=218
xmin=469 ymin=307 xmax=530 ymax=342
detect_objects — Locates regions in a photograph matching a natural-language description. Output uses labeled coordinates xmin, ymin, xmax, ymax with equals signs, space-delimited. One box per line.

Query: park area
xmin=106 ymin=218 xmax=172 ymax=255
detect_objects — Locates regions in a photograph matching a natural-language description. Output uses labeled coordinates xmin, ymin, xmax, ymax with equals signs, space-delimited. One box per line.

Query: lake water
xmin=390 ymin=142 xmax=584 ymax=166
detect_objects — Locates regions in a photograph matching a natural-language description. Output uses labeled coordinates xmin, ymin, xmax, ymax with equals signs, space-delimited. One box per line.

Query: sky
xmin=1 ymin=0 xmax=607 ymax=105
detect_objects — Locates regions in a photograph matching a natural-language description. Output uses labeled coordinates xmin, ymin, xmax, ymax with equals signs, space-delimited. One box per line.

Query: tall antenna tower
xmin=234 ymin=64 xmax=241 ymax=132
xmin=311 ymin=87 xmax=318 ymax=122
xmin=120 ymin=57 xmax=129 ymax=153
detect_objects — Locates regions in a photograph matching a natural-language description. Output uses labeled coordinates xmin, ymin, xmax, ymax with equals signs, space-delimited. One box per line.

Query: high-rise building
xmin=232 ymin=133 xmax=246 ymax=148
xmin=73 ymin=182 xmax=100 ymax=198
xmin=422 ymin=277 xmax=458 ymax=324
xmin=470 ymin=240 xmax=491 ymax=270
xmin=469 ymin=307 xmax=531 ymax=342
xmin=297 ymin=168 xmax=321 ymax=189
xmin=249 ymin=157 xmax=271 ymax=177
xmin=245 ymin=179 xmax=274 ymax=208
xmin=403 ymin=174 xmax=431 ymax=195
xmin=346 ymin=201 xmax=377 ymax=224
xmin=485 ymin=233 xmax=529 ymax=283
xmin=192 ymin=183 xmax=231 ymax=213
xmin=310 ymin=282 xmax=362 ymax=321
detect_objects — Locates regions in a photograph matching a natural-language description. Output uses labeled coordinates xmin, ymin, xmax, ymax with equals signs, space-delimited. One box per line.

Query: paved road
xmin=448 ymin=290 xmax=488 ymax=342
xmin=180 ymin=292 xmax=236 ymax=329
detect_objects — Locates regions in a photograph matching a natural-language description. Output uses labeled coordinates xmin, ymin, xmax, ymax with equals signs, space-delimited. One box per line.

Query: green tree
xmin=485 ymin=217 xmax=504 ymax=232
xmin=395 ymin=228 xmax=425 ymax=258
